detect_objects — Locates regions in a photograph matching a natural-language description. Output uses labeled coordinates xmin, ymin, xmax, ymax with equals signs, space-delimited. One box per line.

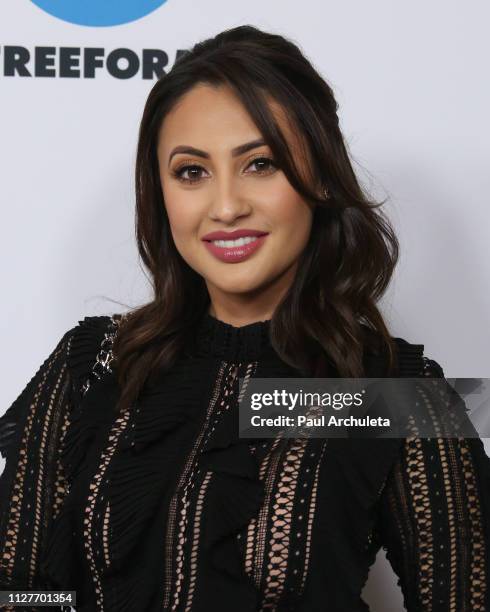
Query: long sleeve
xmin=373 ymin=356 xmax=490 ymax=611
xmin=0 ymin=326 xmax=77 ymax=593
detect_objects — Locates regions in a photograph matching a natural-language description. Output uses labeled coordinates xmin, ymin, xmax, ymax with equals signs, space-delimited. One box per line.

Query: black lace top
xmin=0 ymin=313 xmax=489 ymax=612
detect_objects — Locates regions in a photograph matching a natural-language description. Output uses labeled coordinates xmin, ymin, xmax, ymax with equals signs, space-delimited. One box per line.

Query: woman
xmin=1 ymin=25 xmax=489 ymax=612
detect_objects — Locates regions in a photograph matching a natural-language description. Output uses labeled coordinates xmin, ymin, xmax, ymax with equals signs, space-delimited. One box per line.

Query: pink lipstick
xmin=201 ymin=229 xmax=269 ymax=263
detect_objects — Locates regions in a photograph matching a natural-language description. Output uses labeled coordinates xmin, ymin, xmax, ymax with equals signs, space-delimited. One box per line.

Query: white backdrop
xmin=1 ymin=1 xmax=489 ymax=610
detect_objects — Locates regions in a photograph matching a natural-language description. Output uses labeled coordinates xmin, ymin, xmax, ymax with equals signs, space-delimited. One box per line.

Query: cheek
xmin=272 ymin=193 xmax=313 ymax=243
xmin=163 ymin=190 xmax=200 ymax=243
xmin=167 ymin=213 xmax=199 ymax=258
xmin=161 ymin=176 xmax=187 ymax=230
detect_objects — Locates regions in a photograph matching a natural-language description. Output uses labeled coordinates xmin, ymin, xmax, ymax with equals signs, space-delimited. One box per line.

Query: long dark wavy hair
xmin=112 ymin=24 xmax=400 ymax=415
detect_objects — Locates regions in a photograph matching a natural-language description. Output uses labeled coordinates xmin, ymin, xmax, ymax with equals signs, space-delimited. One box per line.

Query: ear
xmin=312 ymin=177 xmax=329 ymax=201
xmin=315 ymin=184 xmax=329 ymax=200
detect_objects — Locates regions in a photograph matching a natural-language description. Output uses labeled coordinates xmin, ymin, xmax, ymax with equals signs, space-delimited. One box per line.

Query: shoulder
xmin=360 ymin=323 xmax=445 ymax=377
xmin=65 ymin=313 xmax=123 ymax=393
xmin=392 ymin=336 xmax=445 ymax=378
xmin=0 ymin=315 xmax=115 ymax=461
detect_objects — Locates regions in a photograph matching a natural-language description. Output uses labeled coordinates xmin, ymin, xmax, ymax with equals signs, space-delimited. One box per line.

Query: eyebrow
xmin=167 ymin=138 xmax=267 ymax=167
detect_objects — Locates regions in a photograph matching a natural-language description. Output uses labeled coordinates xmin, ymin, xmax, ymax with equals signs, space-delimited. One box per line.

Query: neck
xmin=205 ymin=262 xmax=297 ymax=328
xmin=192 ymin=310 xmax=274 ymax=362
xmin=207 ymin=304 xmax=273 ymax=328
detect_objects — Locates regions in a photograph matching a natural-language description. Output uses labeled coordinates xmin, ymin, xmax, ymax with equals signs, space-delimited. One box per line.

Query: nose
xmin=207 ymin=180 xmax=252 ymax=224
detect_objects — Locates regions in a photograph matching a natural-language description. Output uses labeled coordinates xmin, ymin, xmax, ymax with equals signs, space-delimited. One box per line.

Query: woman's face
xmin=157 ymin=83 xmax=315 ymax=316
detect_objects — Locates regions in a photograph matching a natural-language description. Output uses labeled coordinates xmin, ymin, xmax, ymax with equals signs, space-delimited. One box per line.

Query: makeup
xmin=203 ymin=234 xmax=268 ymax=263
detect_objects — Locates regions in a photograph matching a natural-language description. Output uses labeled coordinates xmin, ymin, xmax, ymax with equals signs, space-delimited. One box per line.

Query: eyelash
xmin=171 ymin=155 xmax=278 ymax=184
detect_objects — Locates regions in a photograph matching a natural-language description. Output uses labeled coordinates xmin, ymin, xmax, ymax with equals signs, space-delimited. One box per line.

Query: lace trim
xmin=163 ymin=361 xmax=234 ymax=610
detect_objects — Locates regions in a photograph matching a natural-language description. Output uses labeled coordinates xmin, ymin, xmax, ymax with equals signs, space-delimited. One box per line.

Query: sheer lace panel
xmin=83 ymin=407 xmax=131 ymax=610
xmin=375 ymin=357 xmax=488 ymax=611
xmin=0 ymin=330 xmax=75 ymax=610
xmin=244 ymin=432 xmax=327 ymax=610
xmin=163 ymin=361 xmax=244 ymax=611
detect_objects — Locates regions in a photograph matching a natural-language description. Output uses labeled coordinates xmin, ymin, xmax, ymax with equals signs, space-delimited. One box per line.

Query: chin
xmin=209 ymin=274 xmax=267 ymax=295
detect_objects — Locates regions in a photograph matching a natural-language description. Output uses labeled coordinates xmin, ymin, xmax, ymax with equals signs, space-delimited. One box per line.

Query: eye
xmin=171 ymin=163 xmax=208 ymax=184
xmin=170 ymin=155 xmax=278 ymax=185
xmin=245 ymin=156 xmax=277 ymax=175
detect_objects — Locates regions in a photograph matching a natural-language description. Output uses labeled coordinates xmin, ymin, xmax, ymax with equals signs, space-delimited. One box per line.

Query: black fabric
xmin=1 ymin=314 xmax=489 ymax=612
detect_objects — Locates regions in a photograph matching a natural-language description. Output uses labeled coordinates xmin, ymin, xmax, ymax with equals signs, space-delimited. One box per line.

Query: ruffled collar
xmin=193 ymin=311 xmax=273 ymax=361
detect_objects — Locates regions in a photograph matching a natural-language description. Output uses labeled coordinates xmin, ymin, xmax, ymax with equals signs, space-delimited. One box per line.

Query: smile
xmin=203 ymin=234 xmax=268 ymax=263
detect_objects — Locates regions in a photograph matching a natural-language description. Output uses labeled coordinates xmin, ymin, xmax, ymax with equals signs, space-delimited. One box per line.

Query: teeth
xmin=212 ymin=236 xmax=259 ymax=248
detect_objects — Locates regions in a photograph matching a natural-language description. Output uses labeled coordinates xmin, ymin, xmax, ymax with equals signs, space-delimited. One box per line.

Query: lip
xmin=201 ymin=228 xmax=269 ymax=241
xmin=203 ymin=234 xmax=268 ymax=263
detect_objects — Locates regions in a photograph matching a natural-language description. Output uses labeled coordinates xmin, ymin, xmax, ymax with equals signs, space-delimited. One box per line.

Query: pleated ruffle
xmin=99 ymin=360 xmax=209 ymax=612
xmin=40 ymin=315 xmax=221 ymax=610
xmin=61 ymin=316 xmax=116 ymax=483
xmin=195 ymin=395 xmax=265 ymax=611
xmin=40 ymin=316 xmax=430 ymax=611
xmin=187 ymin=337 xmax=428 ymax=610
xmin=40 ymin=316 xmax=118 ymax=603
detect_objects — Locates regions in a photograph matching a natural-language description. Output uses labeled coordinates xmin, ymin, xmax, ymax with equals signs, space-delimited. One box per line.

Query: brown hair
xmin=112 ymin=24 xmax=400 ymax=414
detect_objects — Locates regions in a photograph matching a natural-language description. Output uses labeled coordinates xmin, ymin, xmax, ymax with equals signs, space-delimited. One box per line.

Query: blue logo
xmin=30 ymin=0 xmax=167 ymax=27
